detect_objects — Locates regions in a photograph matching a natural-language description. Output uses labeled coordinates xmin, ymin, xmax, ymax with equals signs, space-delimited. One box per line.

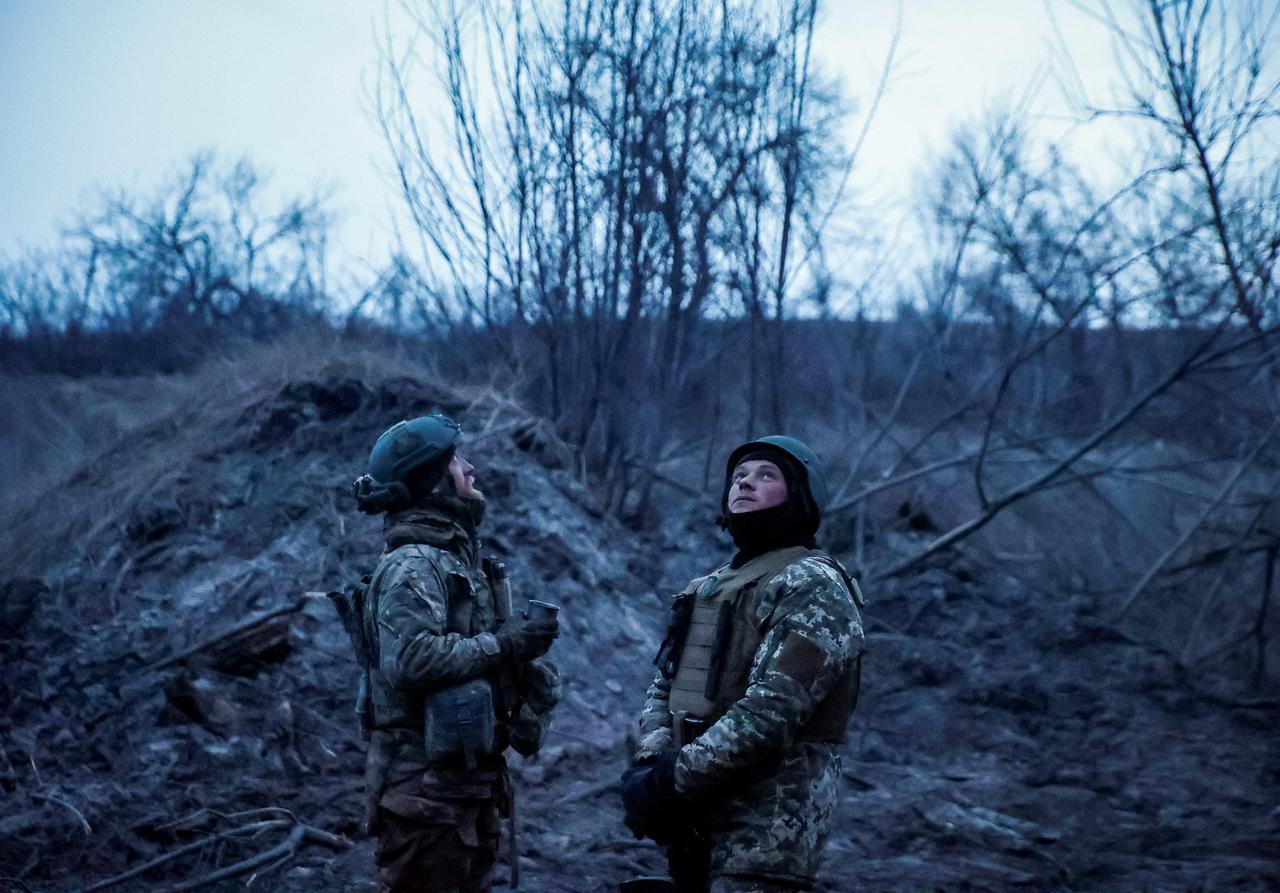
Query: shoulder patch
xmin=773 ymin=632 xmax=826 ymax=689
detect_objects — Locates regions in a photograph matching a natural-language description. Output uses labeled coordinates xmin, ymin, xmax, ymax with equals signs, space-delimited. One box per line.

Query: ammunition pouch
xmin=424 ymin=678 xmax=499 ymax=769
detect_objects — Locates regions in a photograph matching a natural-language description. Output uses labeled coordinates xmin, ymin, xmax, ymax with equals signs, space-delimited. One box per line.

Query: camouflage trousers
xmin=374 ymin=772 xmax=502 ymax=893
xmin=667 ymin=836 xmax=810 ymax=893
xmin=666 ymin=742 xmax=841 ymax=892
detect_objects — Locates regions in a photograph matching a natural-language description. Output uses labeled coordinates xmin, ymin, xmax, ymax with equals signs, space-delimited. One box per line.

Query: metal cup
xmin=525 ymin=600 xmax=560 ymax=622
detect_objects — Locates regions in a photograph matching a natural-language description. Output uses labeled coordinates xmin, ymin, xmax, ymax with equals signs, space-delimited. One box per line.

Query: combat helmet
xmin=353 ymin=413 xmax=462 ymax=514
xmin=723 ymin=435 xmax=828 ymax=532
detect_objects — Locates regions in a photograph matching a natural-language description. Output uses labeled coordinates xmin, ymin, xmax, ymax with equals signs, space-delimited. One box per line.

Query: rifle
xmin=484 ymin=557 xmax=522 ymax=891
xmin=326 ymin=577 xmax=376 ymax=736
xmin=327 ymin=578 xmax=388 ymax=835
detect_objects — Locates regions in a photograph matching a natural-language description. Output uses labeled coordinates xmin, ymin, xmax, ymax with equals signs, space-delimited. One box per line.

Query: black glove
xmin=620 ymin=750 xmax=681 ymax=843
xmin=496 ymin=614 xmax=559 ymax=662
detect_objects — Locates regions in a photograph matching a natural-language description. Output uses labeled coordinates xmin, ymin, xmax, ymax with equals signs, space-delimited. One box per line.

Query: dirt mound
xmin=1 ymin=354 xmax=1276 ymax=891
xmin=0 ymin=361 xmax=672 ymax=891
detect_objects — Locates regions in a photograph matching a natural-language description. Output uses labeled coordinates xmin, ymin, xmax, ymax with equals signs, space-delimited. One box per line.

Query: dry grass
xmin=0 ymin=323 xmax=553 ymax=579
xmin=0 ymin=327 xmax=388 ymax=573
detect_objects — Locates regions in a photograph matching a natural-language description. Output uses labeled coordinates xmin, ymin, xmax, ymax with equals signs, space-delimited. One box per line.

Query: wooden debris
xmin=151 ymin=597 xmax=306 ymax=675
xmin=81 ymin=814 xmax=346 ymax=893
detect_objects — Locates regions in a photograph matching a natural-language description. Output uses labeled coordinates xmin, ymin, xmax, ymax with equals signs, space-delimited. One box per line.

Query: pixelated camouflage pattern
xmin=705 ymin=740 xmax=842 ymax=882
xmin=677 ymin=556 xmax=863 ymax=787
xmin=636 ymin=552 xmax=864 ymax=884
xmin=635 ymin=723 xmax=675 ymax=760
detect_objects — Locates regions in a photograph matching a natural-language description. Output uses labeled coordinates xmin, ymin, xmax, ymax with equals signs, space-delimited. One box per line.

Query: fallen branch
xmin=89 ymin=597 xmax=312 ymax=727
xmin=871 ymin=324 xmax=1264 ymax=581
xmin=1117 ymin=417 xmax=1279 ymax=619
xmin=162 ymin=823 xmax=344 ymax=893
xmin=81 ymin=816 xmax=346 ymax=893
xmin=82 ymin=820 xmax=288 ymax=892
xmin=32 ymin=791 xmax=91 ymax=837
xmin=149 ymin=596 xmax=308 ymax=672
xmin=158 ymin=806 xmax=297 ymax=833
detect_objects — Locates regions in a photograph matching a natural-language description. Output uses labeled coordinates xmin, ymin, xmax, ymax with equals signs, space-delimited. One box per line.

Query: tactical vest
xmin=661 ymin=547 xmax=863 ymax=743
xmin=364 ymin=544 xmax=500 ymax=731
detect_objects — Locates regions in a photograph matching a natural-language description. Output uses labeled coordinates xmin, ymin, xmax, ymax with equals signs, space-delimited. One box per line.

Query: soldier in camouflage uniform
xmin=351 ymin=414 xmax=561 ymax=893
xmin=622 ymin=436 xmax=865 ymax=893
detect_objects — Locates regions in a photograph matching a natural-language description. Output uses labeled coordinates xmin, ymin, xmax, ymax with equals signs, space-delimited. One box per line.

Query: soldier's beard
xmin=394 ymin=492 xmax=487 ymax=537
xmin=457 ymin=494 xmax=486 ymax=528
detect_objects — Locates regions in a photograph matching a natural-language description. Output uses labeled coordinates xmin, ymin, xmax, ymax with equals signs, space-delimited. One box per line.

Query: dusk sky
xmin=0 ymin=1 xmax=1136 ymax=270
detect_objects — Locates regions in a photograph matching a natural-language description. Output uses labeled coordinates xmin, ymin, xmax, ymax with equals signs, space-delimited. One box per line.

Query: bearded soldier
xmin=621 ymin=437 xmax=865 ymax=893
xmin=345 ymin=414 xmax=561 ymax=893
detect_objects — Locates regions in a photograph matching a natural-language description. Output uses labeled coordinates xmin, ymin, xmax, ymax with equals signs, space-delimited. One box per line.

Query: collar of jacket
xmin=382 ymin=495 xmax=484 ymax=562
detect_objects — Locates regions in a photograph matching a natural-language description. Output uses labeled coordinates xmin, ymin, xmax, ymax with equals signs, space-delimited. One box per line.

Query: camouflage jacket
xmin=635 ymin=550 xmax=865 ymax=882
xmin=361 ymin=500 xmax=557 ymax=776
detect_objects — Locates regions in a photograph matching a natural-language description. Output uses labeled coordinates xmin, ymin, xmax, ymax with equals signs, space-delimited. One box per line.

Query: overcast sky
xmin=0 ymin=1 xmax=1132 ymax=269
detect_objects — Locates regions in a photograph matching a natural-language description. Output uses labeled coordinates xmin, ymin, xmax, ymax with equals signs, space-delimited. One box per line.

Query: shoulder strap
xmin=727 ymin=545 xmax=815 ymax=592
xmin=679 ymin=566 xmax=725 ymax=597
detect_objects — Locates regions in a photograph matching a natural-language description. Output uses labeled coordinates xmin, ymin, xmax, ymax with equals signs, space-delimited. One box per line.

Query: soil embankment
xmin=1 ymin=356 xmax=1275 ymax=892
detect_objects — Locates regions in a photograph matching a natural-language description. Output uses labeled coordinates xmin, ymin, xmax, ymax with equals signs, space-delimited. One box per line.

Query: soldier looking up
xmin=622 ymin=437 xmax=866 ymax=893
xmin=347 ymin=413 xmax=561 ymax=893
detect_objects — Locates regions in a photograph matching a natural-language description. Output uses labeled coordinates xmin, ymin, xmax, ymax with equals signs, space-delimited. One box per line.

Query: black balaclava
xmin=718 ymin=447 xmax=819 ymax=567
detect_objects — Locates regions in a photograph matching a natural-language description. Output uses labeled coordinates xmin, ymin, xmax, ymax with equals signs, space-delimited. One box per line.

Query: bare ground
xmin=1 ymin=363 xmax=1276 ymax=892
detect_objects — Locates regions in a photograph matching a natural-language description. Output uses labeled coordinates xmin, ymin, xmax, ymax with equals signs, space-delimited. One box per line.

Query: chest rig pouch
xmin=423 ymin=556 xmax=501 ymax=767
xmin=425 ymin=678 xmax=497 ymax=769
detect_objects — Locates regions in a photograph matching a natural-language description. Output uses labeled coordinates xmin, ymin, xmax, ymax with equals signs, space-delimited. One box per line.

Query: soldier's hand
xmin=496 ymin=614 xmax=559 ymax=662
xmin=620 ymin=750 xmax=681 ymax=842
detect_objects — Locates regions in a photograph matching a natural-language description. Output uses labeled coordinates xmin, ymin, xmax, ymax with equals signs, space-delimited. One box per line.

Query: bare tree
xmin=0 ymin=152 xmax=336 ymax=372
xmin=823 ymin=0 xmax=1280 ymax=687
xmin=72 ymin=151 xmax=333 ymax=333
xmin=373 ymin=0 xmax=850 ymax=512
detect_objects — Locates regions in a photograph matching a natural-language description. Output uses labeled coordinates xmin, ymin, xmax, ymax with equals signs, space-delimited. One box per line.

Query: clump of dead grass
xmin=0 ymin=325 xmax=462 ymax=579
